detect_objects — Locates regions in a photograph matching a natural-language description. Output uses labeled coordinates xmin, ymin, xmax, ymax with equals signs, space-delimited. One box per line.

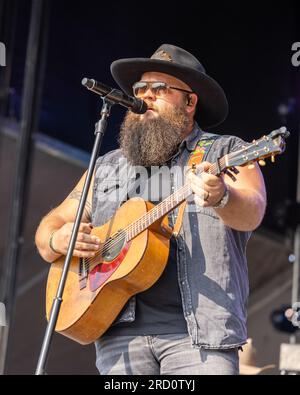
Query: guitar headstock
xmin=226 ymin=127 xmax=290 ymax=169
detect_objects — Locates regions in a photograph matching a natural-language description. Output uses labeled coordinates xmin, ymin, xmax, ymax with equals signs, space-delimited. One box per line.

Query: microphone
xmin=82 ymin=78 xmax=148 ymax=114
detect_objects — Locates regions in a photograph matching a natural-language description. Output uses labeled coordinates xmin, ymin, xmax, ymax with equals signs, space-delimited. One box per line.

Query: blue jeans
xmin=95 ymin=333 xmax=239 ymax=375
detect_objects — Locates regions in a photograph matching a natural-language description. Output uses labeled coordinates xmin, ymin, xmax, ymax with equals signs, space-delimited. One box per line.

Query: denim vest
xmin=92 ymin=125 xmax=251 ymax=349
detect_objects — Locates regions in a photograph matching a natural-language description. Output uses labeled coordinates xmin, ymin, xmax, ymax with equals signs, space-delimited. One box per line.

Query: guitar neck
xmin=125 ymin=157 xmax=227 ymax=241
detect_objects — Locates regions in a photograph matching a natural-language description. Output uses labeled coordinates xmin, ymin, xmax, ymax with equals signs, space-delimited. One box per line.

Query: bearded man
xmin=35 ymin=44 xmax=266 ymax=375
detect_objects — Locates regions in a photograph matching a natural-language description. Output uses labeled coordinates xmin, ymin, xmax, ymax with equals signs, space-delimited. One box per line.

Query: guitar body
xmin=46 ymin=197 xmax=172 ymax=345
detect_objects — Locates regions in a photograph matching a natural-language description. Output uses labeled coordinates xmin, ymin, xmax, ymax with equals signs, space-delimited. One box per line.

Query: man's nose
xmin=142 ymin=87 xmax=156 ymax=101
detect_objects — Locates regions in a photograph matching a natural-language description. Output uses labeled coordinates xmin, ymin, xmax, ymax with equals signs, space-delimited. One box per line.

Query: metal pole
xmin=0 ymin=0 xmax=49 ymax=374
xmin=290 ymin=126 xmax=300 ymax=345
xmin=292 ymin=0 xmax=300 ymax=310
xmin=35 ymin=99 xmax=114 ymax=375
xmin=293 ymin=124 xmax=300 ymax=306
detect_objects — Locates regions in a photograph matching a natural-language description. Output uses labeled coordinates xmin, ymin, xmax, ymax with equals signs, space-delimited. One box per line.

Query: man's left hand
xmin=187 ymin=162 xmax=226 ymax=208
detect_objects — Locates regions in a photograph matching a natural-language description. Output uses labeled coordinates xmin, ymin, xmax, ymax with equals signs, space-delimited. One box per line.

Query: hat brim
xmin=111 ymin=58 xmax=228 ymax=129
xmin=240 ymin=364 xmax=276 ymax=375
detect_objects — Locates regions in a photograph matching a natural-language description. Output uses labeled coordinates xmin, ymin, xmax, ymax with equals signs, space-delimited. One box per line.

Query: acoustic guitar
xmin=46 ymin=127 xmax=289 ymax=344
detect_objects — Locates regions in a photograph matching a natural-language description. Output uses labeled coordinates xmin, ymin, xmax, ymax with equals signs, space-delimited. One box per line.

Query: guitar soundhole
xmin=102 ymin=231 xmax=126 ymax=262
xmin=89 ymin=232 xmax=131 ymax=292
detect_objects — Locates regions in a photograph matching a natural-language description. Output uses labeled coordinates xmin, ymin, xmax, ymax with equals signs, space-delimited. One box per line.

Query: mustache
xmin=143 ymin=102 xmax=158 ymax=111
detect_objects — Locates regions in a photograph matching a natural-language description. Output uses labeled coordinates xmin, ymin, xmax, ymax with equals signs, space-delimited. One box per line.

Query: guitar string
xmin=81 ymin=159 xmax=225 ymax=273
xmin=82 ymin=182 xmax=192 ymax=272
xmin=82 ymin=164 xmax=213 ymax=270
xmin=82 ymin=158 xmax=229 ymax=274
xmin=81 ymin=181 xmax=194 ymax=273
xmin=81 ymin=159 xmax=226 ymax=273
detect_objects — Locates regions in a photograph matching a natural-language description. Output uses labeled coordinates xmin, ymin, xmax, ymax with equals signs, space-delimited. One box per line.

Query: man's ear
xmin=186 ymin=93 xmax=198 ymax=110
xmin=187 ymin=95 xmax=193 ymax=106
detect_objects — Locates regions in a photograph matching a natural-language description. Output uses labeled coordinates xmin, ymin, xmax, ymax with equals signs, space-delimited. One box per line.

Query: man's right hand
xmin=51 ymin=222 xmax=101 ymax=258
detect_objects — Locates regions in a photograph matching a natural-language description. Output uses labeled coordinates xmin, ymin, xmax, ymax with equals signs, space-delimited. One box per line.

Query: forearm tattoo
xmin=68 ymin=189 xmax=92 ymax=221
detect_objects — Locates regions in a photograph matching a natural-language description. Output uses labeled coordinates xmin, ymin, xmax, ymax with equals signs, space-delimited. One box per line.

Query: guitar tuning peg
xmin=248 ymin=163 xmax=255 ymax=170
xmin=271 ymin=155 xmax=275 ymax=163
xmin=259 ymin=159 xmax=266 ymax=166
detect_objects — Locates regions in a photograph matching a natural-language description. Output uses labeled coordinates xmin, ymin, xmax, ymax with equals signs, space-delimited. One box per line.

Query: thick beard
xmin=119 ymin=105 xmax=191 ymax=166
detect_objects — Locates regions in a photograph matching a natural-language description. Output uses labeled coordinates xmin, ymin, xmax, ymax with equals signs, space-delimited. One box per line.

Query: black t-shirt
xmin=104 ymin=236 xmax=188 ymax=336
xmin=104 ymin=166 xmax=188 ymax=336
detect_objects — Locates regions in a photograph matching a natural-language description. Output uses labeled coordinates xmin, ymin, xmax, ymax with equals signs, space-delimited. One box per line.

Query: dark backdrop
xmin=5 ymin=0 xmax=300 ymax=233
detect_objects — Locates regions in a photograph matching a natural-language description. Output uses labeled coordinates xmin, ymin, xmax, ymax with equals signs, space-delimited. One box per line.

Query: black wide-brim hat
xmin=111 ymin=44 xmax=228 ymax=129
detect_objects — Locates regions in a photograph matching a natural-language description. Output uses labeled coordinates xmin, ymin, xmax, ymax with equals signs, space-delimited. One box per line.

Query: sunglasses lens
xmin=133 ymin=82 xmax=168 ymax=98
xmin=133 ymin=82 xmax=148 ymax=98
xmin=151 ymin=82 xmax=168 ymax=97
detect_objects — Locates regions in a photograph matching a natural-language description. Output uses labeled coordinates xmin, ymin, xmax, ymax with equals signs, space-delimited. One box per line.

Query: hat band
xmin=151 ymin=50 xmax=173 ymax=62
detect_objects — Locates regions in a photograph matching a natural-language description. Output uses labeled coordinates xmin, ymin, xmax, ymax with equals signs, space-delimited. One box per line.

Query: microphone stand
xmin=35 ymin=97 xmax=114 ymax=375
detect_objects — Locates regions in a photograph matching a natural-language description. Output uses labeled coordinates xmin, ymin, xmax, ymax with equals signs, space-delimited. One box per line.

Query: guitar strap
xmin=172 ymin=136 xmax=219 ymax=236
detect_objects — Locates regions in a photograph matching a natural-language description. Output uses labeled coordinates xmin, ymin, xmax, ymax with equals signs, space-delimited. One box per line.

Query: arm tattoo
xmin=68 ymin=189 xmax=92 ymax=221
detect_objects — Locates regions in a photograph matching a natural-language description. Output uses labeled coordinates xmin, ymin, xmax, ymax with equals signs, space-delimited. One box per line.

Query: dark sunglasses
xmin=132 ymin=81 xmax=193 ymax=98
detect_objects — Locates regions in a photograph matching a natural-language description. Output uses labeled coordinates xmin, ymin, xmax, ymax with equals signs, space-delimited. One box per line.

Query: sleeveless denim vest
xmin=92 ymin=125 xmax=251 ymax=349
